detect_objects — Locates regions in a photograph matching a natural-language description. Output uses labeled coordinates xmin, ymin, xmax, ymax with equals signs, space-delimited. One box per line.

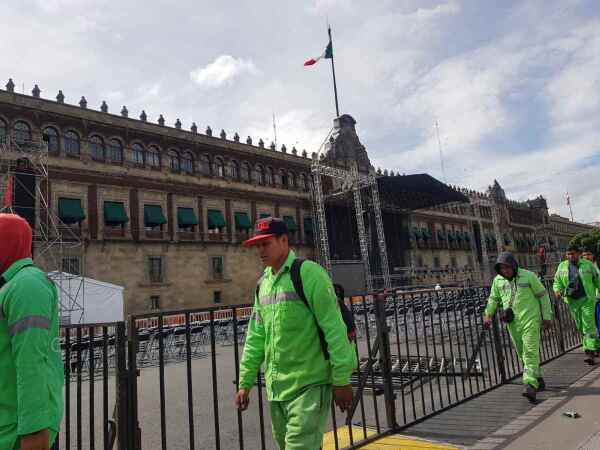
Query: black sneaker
xmin=537 ymin=377 xmax=546 ymax=391
xmin=584 ymin=351 xmax=596 ymax=365
xmin=522 ymin=384 xmax=536 ymax=403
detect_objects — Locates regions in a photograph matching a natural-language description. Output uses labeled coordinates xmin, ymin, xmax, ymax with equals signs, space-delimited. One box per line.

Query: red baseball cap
xmin=242 ymin=217 xmax=289 ymax=247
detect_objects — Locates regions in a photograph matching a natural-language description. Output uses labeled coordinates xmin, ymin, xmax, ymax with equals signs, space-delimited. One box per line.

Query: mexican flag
xmin=304 ymin=41 xmax=333 ymax=66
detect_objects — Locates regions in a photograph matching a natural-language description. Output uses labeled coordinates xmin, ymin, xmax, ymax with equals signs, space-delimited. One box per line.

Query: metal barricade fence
xmin=54 ymin=283 xmax=582 ymax=450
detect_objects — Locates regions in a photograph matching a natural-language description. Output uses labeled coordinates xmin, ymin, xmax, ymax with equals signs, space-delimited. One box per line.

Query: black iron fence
xmin=54 ymin=282 xmax=581 ymax=450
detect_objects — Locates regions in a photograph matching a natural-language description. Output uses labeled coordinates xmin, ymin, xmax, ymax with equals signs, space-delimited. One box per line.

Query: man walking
xmin=235 ymin=217 xmax=356 ymax=450
xmin=553 ymin=245 xmax=600 ymax=363
xmin=0 ymin=213 xmax=64 ymax=450
xmin=484 ymin=252 xmax=552 ymax=402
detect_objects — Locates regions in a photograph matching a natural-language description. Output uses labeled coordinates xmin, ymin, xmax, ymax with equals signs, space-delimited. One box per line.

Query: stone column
xmin=88 ymin=185 xmax=98 ymax=240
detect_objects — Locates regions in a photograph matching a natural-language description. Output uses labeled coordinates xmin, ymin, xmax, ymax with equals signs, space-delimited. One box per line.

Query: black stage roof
xmin=377 ymin=174 xmax=469 ymax=211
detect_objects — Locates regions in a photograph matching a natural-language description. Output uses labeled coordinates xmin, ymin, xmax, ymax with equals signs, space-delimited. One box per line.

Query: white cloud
xmin=190 ymin=55 xmax=259 ymax=89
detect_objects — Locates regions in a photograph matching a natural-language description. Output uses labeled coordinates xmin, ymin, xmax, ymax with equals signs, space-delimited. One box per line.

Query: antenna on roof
xmin=272 ymin=112 xmax=277 ymax=149
xmin=435 ymin=119 xmax=447 ymax=183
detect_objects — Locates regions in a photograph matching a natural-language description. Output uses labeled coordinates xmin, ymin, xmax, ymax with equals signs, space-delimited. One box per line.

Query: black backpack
xmin=255 ymin=258 xmax=356 ymax=360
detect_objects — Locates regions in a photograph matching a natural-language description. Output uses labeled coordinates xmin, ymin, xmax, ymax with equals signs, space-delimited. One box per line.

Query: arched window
xmin=43 ymin=127 xmax=59 ymax=153
xmin=181 ymin=151 xmax=194 ymax=174
xmin=132 ymin=143 xmax=145 ymax=165
xmin=279 ymin=169 xmax=288 ymax=187
xmin=228 ymin=160 xmax=239 ymax=179
xmin=147 ymin=145 xmax=160 ymax=168
xmin=289 ymin=171 xmax=296 ymax=189
xmin=255 ymin=165 xmax=265 ymax=185
xmin=0 ymin=119 xmax=6 ymax=143
xmin=108 ymin=138 xmax=123 ymax=163
xmin=265 ymin=167 xmax=274 ymax=185
xmin=214 ymin=157 xmax=225 ymax=177
xmin=168 ymin=149 xmax=180 ymax=172
xmin=64 ymin=130 xmax=80 ymax=156
xmin=301 ymin=173 xmax=309 ymax=192
xmin=199 ymin=155 xmax=211 ymax=175
xmin=13 ymin=121 xmax=31 ymax=145
xmin=241 ymin=162 xmax=251 ymax=182
xmin=89 ymin=135 xmax=105 ymax=161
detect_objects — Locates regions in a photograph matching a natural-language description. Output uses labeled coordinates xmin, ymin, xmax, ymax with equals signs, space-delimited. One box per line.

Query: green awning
xmin=234 ymin=212 xmax=252 ymax=230
xmin=464 ymin=232 xmax=471 ymax=242
xmin=178 ymin=207 xmax=198 ymax=226
xmin=303 ymin=217 xmax=313 ymax=233
xmin=208 ymin=209 xmax=226 ymax=229
xmin=104 ymin=201 xmax=129 ymax=225
xmin=455 ymin=231 xmax=463 ymax=242
xmin=283 ymin=216 xmax=298 ymax=232
xmin=447 ymin=231 xmax=455 ymax=241
xmin=421 ymin=228 xmax=431 ymax=239
xmin=412 ymin=227 xmax=421 ymax=240
xmin=259 ymin=213 xmax=271 ymax=219
xmin=58 ymin=197 xmax=86 ymax=224
xmin=437 ymin=229 xmax=445 ymax=240
xmin=144 ymin=205 xmax=167 ymax=227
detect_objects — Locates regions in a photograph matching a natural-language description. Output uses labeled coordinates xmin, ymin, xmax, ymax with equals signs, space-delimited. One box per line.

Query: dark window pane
xmin=14 ymin=121 xmax=31 ymax=144
xmin=108 ymin=139 xmax=123 ymax=162
xmin=90 ymin=135 xmax=105 ymax=161
xmin=64 ymin=131 xmax=80 ymax=155
xmin=132 ymin=143 xmax=145 ymax=165
xmin=43 ymin=127 xmax=59 ymax=152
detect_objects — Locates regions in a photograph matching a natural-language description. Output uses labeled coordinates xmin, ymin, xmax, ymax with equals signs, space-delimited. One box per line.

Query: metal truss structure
xmin=0 ymin=132 xmax=85 ymax=323
xmin=310 ymin=133 xmax=391 ymax=292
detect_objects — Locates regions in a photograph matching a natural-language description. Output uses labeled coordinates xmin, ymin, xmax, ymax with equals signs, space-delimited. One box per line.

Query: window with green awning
xmin=234 ymin=212 xmax=252 ymax=230
xmin=178 ymin=207 xmax=198 ymax=227
xmin=104 ymin=201 xmax=129 ymax=226
xmin=282 ymin=216 xmax=298 ymax=232
xmin=58 ymin=197 xmax=86 ymax=224
xmin=303 ymin=217 xmax=313 ymax=234
xmin=437 ymin=229 xmax=445 ymax=240
xmin=144 ymin=205 xmax=167 ymax=227
xmin=207 ymin=209 xmax=226 ymax=229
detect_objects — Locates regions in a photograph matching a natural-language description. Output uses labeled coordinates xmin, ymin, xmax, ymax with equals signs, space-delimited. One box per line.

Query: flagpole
xmin=328 ymin=26 xmax=340 ymax=117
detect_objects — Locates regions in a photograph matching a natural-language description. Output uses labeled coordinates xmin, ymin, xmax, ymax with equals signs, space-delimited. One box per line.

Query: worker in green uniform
xmin=0 ymin=213 xmax=64 ymax=450
xmin=484 ymin=252 xmax=552 ymax=402
xmin=235 ymin=217 xmax=356 ymax=450
xmin=554 ymin=245 xmax=600 ymax=363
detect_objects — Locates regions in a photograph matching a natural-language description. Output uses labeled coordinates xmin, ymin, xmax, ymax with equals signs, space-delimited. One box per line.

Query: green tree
xmin=569 ymin=228 xmax=600 ymax=256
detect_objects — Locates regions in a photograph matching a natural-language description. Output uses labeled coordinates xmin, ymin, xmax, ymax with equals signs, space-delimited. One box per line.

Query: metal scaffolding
xmin=310 ymin=137 xmax=391 ymax=292
xmin=0 ymin=132 xmax=85 ymax=323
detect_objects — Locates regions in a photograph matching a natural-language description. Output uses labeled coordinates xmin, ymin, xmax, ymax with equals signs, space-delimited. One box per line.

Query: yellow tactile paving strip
xmin=322 ymin=426 xmax=459 ymax=450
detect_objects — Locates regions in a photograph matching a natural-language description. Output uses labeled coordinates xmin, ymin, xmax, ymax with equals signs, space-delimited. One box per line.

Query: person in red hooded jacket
xmin=0 ymin=214 xmax=64 ymax=450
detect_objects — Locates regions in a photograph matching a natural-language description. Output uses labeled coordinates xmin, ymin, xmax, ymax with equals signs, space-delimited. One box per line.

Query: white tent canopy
xmin=48 ymin=271 xmax=125 ymax=325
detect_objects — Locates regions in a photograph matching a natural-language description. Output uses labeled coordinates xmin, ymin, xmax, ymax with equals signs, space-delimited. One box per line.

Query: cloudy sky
xmin=2 ymin=0 xmax=599 ymax=221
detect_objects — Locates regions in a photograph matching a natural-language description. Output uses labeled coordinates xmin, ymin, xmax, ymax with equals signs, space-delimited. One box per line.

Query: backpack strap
xmin=255 ymin=274 xmax=265 ymax=303
xmin=290 ymin=258 xmax=330 ymax=359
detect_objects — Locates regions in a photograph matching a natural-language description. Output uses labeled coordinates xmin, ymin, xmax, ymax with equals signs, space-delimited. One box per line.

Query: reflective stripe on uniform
xmin=8 ymin=315 xmax=50 ymax=337
xmin=252 ymin=310 xmax=263 ymax=324
xmin=534 ymin=291 xmax=546 ymax=298
xmin=260 ymin=292 xmax=301 ymax=306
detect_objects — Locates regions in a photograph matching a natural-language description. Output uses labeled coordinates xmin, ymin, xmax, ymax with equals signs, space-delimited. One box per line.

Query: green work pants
xmin=568 ymin=297 xmax=599 ymax=352
xmin=270 ymin=384 xmax=332 ymax=450
xmin=0 ymin=425 xmax=57 ymax=450
xmin=507 ymin=319 xmax=541 ymax=389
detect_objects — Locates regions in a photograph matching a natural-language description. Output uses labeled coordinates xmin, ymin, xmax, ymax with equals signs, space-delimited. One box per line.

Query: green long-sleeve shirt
xmin=239 ymin=250 xmax=357 ymax=401
xmin=485 ymin=267 xmax=552 ymax=322
xmin=0 ymin=258 xmax=64 ymax=437
xmin=553 ymin=258 xmax=600 ymax=303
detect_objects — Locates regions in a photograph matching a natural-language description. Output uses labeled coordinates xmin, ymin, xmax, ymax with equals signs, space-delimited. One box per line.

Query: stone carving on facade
xmin=158 ymin=115 xmax=165 ymax=126
xmin=121 ymin=106 xmax=128 ymax=118
xmin=322 ymin=114 xmax=371 ymax=173
xmin=56 ymin=90 xmax=65 ymax=104
xmin=32 ymin=84 xmax=41 ymax=98
xmin=281 ymin=144 xmax=287 ymax=153
xmin=220 ymin=129 xmax=227 ymax=139
xmin=100 ymin=101 xmax=108 ymax=113
xmin=258 ymin=138 xmax=264 ymax=148
xmin=246 ymin=136 xmax=252 ymax=145
xmin=140 ymin=110 xmax=147 ymax=121
xmin=233 ymin=132 xmax=240 ymax=142
xmin=5 ymin=78 xmax=15 ymax=93
xmin=191 ymin=122 xmax=197 ymax=133
xmin=206 ymin=126 xmax=212 ymax=136
xmin=79 ymin=96 xmax=87 ymax=109
xmin=175 ymin=119 xmax=181 ymax=129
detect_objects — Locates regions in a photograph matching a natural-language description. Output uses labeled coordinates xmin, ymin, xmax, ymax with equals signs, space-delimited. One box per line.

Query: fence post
xmin=115 ymin=322 xmax=129 ymax=450
xmin=553 ymin=300 xmax=566 ymax=354
xmin=491 ymin=316 xmax=508 ymax=384
xmin=127 ymin=316 xmax=142 ymax=450
xmin=373 ymin=291 xmax=398 ymax=430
